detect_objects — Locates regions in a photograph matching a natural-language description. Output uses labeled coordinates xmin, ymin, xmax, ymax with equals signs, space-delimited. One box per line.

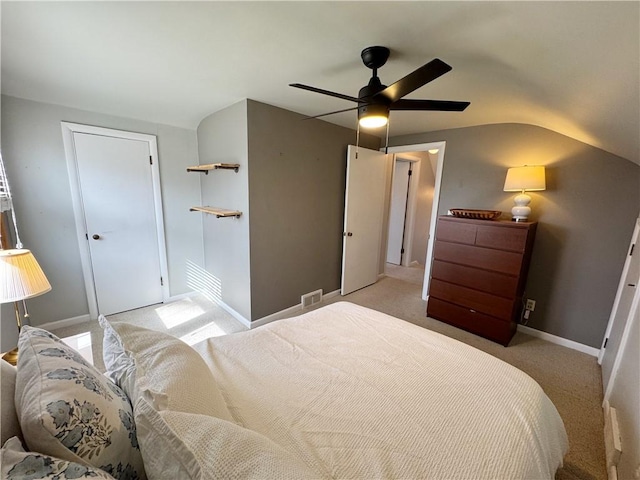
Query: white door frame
xmin=388 ymin=154 xmax=421 ymax=267
xmin=61 ymin=122 xmax=170 ymax=319
xmin=384 ymin=142 xmax=446 ymax=300
xmin=600 ymin=217 xmax=640 ymax=404
xmin=599 ymin=216 xmax=639 ymax=364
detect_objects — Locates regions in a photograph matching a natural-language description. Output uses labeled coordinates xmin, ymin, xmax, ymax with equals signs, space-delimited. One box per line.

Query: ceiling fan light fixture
xmin=358 ymin=103 xmax=389 ymax=129
xmin=359 ymin=114 xmax=388 ymax=129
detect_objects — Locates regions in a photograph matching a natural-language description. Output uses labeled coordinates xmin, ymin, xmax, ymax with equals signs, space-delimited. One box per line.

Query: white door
xmin=386 ymin=160 xmax=411 ymax=265
xmin=600 ymin=217 xmax=640 ymax=391
xmin=341 ymin=145 xmax=389 ymax=295
xmin=73 ymin=132 xmax=164 ymax=315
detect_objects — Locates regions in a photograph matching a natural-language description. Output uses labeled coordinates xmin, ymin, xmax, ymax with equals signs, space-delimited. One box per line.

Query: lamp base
xmin=511 ymin=193 xmax=532 ymax=222
xmin=2 ymin=347 xmax=18 ymax=366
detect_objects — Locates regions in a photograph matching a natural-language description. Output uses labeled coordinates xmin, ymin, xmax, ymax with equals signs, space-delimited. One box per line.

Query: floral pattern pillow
xmin=1 ymin=436 xmax=116 ymax=479
xmin=15 ymin=326 xmax=146 ymax=480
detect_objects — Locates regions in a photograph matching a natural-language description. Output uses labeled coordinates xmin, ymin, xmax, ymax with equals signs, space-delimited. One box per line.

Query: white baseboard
xmin=166 ymin=291 xmax=199 ymax=303
xmin=251 ymin=288 xmax=342 ymax=329
xmin=215 ymin=300 xmax=251 ymax=329
xmin=517 ymin=324 xmax=600 ymax=357
xmin=39 ymin=314 xmax=92 ymax=332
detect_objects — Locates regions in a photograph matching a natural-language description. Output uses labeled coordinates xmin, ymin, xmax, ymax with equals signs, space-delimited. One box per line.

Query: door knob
xmin=92 ymin=234 xmax=100 ymax=240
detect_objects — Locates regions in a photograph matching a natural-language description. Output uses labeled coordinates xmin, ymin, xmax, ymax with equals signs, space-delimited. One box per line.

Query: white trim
xmin=598 ymin=216 xmax=640 ymax=363
xmin=251 ymin=303 xmax=303 ymax=329
xmin=251 ymin=288 xmax=342 ymax=329
xmin=39 ymin=314 xmax=92 ymax=332
xmin=603 ymin=278 xmax=640 ymax=402
xmin=517 ymin=324 xmax=600 ymax=356
xmin=215 ymin=299 xmax=251 ymax=329
xmin=61 ymin=122 xmax=170 ymax=318
xmin=166 ymin=291 xmax=199 ymax=303
xmin=384 ymin=142 xmax=446 ymax=301
xmin=387 ymin=155 xmax=421 ymax=267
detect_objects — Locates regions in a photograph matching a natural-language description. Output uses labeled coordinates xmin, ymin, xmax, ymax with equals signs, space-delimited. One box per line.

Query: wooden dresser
xmin=426 ymin=216 xmax=537 ymax=346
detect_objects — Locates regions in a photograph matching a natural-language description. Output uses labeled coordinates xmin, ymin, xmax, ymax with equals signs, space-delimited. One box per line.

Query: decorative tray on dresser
xmin=426 ymin=215 xmax=537 ymax=346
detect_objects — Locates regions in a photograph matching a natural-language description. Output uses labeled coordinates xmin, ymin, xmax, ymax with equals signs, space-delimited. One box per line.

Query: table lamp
xmin=0 ymin=249 xmax=51 ymax=365
xmin=503 ymin=166 xmax=546 ymax=222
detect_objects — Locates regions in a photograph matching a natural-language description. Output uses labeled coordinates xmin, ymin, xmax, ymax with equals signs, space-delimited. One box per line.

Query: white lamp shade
xmin=503 ymin=166 xmax=546 ymax=192
xmin=0 ymin=249 xmax=51 ymax=303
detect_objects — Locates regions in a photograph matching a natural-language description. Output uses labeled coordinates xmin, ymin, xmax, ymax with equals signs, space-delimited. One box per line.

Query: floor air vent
xmin=301 ymin=289 xmax=323 ymax=308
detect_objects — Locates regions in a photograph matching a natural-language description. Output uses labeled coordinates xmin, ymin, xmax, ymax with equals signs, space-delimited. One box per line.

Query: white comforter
xmin=192 ymin=302 xmax=568 ymax=479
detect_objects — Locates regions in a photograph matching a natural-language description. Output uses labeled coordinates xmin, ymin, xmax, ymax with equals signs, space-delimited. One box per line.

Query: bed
xmin=2 ymin=301 xmax=568 ymax=480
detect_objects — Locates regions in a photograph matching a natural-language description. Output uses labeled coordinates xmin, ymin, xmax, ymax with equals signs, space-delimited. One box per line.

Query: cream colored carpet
xmin=51 ymin=266 xmax=606 ymax=480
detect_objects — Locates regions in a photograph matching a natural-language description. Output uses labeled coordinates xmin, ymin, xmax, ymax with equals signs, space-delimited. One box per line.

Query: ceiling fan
xmin=290 ymin=46 xmax=470 ymax=129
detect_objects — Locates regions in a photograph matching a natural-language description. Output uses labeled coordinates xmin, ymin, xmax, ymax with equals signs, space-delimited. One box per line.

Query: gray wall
xmin=246 ymin=100 xmax=380 ymax=320
xmin=390 ymin=123 xmax=640 ymax=347
xmin=197 ymin=101 xmax=251 ymax=320
xmin=0 ymin=95 xmax=203 ymax=351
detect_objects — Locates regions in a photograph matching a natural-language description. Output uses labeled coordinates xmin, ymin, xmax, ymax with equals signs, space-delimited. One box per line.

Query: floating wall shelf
xmin=190 ymin=206 xmax=242 ymax=218
xmin=186 ymin=163 xmax=240 ymax=174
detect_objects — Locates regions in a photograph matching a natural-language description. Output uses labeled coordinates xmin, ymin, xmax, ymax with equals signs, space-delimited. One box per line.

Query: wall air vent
xmin=301 ymin=289 xmax=323 ymax=308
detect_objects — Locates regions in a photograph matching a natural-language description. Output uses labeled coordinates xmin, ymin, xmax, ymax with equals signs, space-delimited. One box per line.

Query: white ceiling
xmin=2 ymin=1 xmax=638 ymax=164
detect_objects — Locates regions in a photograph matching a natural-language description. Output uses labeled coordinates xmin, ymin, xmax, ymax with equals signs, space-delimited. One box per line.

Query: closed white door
xmin=600 ymin=217 xmax=640 ymax=391
xmin=341 ymin=145 xmax=389 ymax=295
xmin=386 ymin=160 xmax=411 ymax=265
xmin=73 ymin=132 xmax=164 ymax=315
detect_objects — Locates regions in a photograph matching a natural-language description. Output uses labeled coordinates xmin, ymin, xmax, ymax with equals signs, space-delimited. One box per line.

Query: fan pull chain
xmin=356 ymin=121 xmax=361 ymax=158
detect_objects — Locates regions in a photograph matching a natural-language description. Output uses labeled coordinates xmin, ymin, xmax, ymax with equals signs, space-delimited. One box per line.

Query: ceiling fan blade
xmin=290 ymin=83 xmax=362 ymax=103
xmin=302 ymin=106 xmax=361 ymax=120
xmin=391 ymin=99 xmax=470 ymax=111
xmin=377 ymin=58 xmax=452 ymax=103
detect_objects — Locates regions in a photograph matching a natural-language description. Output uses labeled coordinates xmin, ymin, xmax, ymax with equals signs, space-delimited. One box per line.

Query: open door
xmin=341 ymin=145 xmax=389 ymax=295
xmin=386 ymin=160 xmax=411 ymax=265
xmin=600 ymin=217 xmax=639 ymax=388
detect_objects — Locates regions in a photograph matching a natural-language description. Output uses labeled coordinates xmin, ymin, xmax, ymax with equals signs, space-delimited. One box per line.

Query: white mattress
xmin=192 ymin=301 xmax=568 ymax=479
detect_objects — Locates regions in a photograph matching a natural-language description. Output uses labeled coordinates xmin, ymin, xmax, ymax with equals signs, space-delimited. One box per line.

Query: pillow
xmin=134 ymin=395 xmax=324 ymax=480
xmin=1 ymin=360 xmax=23 ymax=445
xmin=15 ymin=326 xmax=146 ymax=480
xmin=1 ymin=436 xmax=116 ymax=479
xmin=99 ymin=316 xmax=232 ymax=421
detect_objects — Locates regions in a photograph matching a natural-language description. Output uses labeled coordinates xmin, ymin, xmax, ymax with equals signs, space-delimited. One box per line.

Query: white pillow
xmin=99 ymin=317 xmax=232 ymax=421
xmin=15 ymin=326 xmax=146 ymax=480
xmin=134 ymin=395 xmax=324 ymax=480
xmin=1 ymin=360 xmax=22 ymax=445
xmin=1 ymin=436 xmax=116 ymax=479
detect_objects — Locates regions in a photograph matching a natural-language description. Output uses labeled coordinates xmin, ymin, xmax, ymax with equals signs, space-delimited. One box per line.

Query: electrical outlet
xmin=526 ymin=299 xmax=536 ymax=311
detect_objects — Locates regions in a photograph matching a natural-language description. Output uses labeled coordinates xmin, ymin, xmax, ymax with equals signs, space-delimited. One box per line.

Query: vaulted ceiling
xmin=2 ymin=2 xmax=638 ymax=164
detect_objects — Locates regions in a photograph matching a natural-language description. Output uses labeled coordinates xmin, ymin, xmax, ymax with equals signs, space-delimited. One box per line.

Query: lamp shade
xmin=0 ymin=249 xmax=51 ymax=303
xmin=503 ymin=166 xmax=546 ymax=192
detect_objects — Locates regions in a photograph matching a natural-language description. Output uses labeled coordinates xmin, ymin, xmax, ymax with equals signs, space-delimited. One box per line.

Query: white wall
xmin=0 ymin=95 xmax=203 ymax=350
xmin=607 ymin=296 xmax=639 ymax=479
xmin=197 ymin=101 xmax=251 ymax=321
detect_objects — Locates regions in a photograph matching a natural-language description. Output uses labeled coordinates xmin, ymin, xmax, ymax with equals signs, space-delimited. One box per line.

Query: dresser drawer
xmin=427 ymin=298 xmax=516 ymax=346
xmin=433 ymin=242 xmax=524 ymax=276
xmin=435 ymin=219 xmax=477 ymax=245
xmin=431 ymin=260 xmax=519 ymax=298
xmin=429 ymin=279 xmax=514 ymax=320
xmin=476 ymin=224 xmax=529 ymax=252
